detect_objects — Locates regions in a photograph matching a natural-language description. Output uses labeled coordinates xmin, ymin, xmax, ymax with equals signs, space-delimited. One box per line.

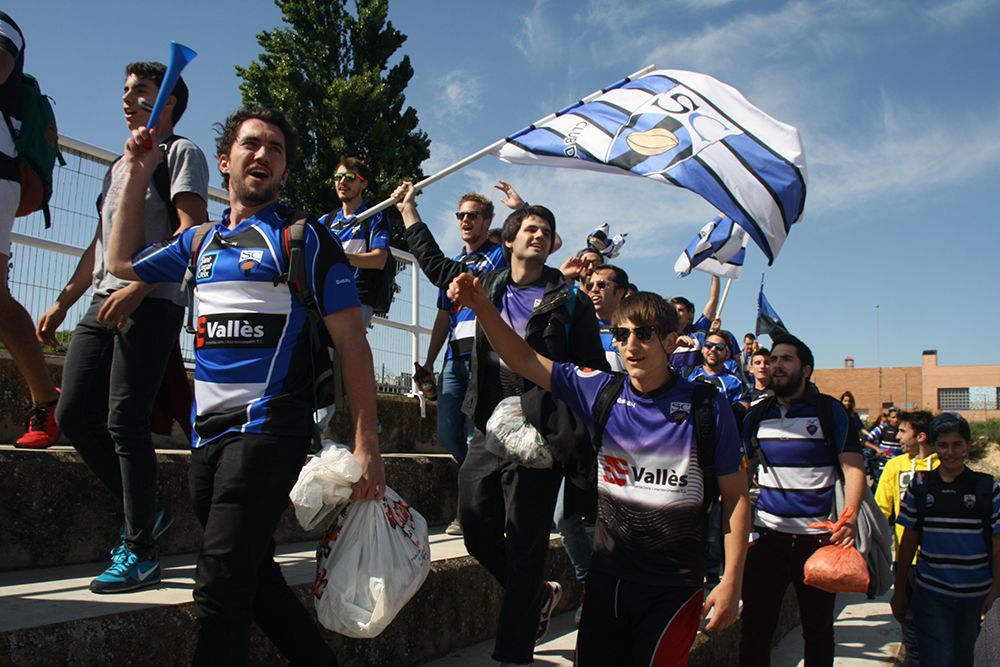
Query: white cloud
xmin=513 ymin=0 xmax=552 ymax=58
xmin=433 ymin=70 xmax=483 ymax=123
xmin=927 ymin=0 xmax=997 ymax=26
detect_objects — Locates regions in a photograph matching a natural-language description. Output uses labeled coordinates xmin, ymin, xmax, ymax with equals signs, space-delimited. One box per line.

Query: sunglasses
xmin=585 ymin=279 xmax=611 ymax=291
xmin=703 ymin=341 xmax=728 ymax=352
xmin=331 ymin=172 xmax=361 ymax=182
xmin=455 ymin=210 xmax=483 ymax=221
xmin=608 ymin=325 xmax=660 ymax=344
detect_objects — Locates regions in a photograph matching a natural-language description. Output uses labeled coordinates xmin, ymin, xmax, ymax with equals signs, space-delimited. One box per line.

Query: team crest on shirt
xmin=964 ymin=494 xmax=977 ymax=509
xmin=238 ymin=249 xmax=265 ymax=275
xmin=806 ymin=420 xmax=819 ymax=436
xmin=669 ymin=401 xmax=691 ymax=424
xmin=925 ymin=492 xmax=935 ymax=508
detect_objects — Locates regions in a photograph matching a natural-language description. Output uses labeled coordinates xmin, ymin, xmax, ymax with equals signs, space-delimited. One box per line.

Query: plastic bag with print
xmin=313 ymin=487 xmax=431 ymax=638
xmin=484 ymin=396 xmax=554 ymax=468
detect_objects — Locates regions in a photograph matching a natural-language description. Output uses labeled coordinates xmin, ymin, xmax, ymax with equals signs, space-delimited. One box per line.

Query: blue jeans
xmin=554 ymin=479 xmax=593 ymax=583
xmin=437 ymin=355 xmax=473 ymax=464
xmin=911 ymin=584 xmax=983 ymax=667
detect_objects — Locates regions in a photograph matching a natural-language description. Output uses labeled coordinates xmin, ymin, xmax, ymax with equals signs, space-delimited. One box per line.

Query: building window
xmin=938 ymin=388 xmax=969 ymax=410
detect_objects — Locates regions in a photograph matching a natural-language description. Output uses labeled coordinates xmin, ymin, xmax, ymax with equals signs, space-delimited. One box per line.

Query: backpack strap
xmin=183 ymin=221 xmax=216 ymax=334
xmin=151 ymin=135 xmax=185 ymax=232
xmin=814 ymin=393 xmax=844 ymax=480
xmin=692 ymin=381 xmax=719 ymax=502
xmin=746 ymin=394 xmax=776 ymax=471
xmin=591 ymin=371 xmax=628 ymax=451
xmin=274 ymin=213 xmax=313 ymax=309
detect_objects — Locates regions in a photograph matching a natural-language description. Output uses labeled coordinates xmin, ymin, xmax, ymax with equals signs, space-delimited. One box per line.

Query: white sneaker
xmin=536 ymin=581 xmax=562 ymax=644
xmin=445 ymin=518 xmax=463 ymax=535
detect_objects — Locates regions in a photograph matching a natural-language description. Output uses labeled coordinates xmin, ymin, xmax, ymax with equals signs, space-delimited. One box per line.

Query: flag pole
xmin=351 ymin=65 xmax=658 ymax=223
xmin=715 ymin=278 xmax=734 ymax=319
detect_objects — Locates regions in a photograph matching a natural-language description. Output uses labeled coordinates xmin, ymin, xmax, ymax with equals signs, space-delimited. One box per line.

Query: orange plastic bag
xmin=803 ymin=506 xmax=870 ymax=594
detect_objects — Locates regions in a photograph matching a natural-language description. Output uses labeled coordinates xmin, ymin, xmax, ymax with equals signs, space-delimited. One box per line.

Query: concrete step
xmin=0 ymin=446 xmax=460 ymax=572
xmin=0 ymin=528 xmax=581 ymax=666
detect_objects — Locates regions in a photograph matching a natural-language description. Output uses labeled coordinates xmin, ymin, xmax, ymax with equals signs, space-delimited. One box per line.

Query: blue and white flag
xmin=756 ymin=281 xmax=788 ymax=339
xmin=675 ymin=214 xmax=749 ymax=279
xmin=492 ymin=68 xmax=807 ymax=264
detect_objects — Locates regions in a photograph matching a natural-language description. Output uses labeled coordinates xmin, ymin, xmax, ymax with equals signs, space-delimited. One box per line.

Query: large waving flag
xmin=756 ymin=281 xmax=789 ymax=339
xmin=675 ymin=214 xmax=749 ymax=279
xmin=492 ymin=68 xmax=807 ymax=264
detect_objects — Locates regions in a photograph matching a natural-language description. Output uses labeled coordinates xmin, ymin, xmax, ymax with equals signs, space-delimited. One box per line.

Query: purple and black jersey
xmin=550 ymin=364 xmax=743 ymax=585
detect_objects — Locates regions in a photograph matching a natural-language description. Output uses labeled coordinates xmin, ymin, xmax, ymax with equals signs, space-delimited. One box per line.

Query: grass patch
xmin=972 ymin=420 xmax=1000 ymax=443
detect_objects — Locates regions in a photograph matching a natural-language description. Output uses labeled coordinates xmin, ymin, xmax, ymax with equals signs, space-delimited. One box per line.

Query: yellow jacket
xmin=874 ymin=451 xmax=939 ymax=560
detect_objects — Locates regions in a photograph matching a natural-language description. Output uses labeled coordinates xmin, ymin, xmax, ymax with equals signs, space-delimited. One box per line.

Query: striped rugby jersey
xmin=321 ymin=201 xmax=390 ymax=304
xmin=132 ymin=203 xmax=360 ymax=447
xmin=745 ymin=397 xmax=859 ymax=534
xmin=687 ymin=366 xmax=747 ymax=404
xmin=551 ymin=363 xmax=743 ymax=585
xmin=436 ymin=240 xmax=506 ymax=360
xmin=898 ymin=468 xmax=1000 ymax=598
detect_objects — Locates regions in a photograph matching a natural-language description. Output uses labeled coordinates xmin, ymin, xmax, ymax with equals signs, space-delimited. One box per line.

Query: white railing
xmin=8 ymin=135 xmax=440 ymax=407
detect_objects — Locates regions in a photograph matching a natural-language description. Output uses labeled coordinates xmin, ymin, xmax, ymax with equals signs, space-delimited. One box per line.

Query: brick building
xmin=813 ymin=350 xmax=1000 ymax=423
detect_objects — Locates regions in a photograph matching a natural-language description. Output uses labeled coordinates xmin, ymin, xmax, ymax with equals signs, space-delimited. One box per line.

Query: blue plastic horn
xmin=145 ymin=41 xmax=198 ymax=131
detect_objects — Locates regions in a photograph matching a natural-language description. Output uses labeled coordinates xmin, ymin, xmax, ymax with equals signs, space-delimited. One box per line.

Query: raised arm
xmin=448 ymin=273 xmax=553 ymax=390
xmin=393 ymin=181 xmax=468 ymax=289
xmin=702 ymin=275 xmax=721 ymax=322
xmin=107 ymin=127 xmax=162 ymax=281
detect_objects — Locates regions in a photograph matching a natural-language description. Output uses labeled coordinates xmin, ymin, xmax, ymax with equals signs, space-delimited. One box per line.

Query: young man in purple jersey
xmin=395 ymin=180 xmax=608 ymax=665
xmin=448 ymin=278 xmax=750 ymax=666
xmin=106 ymin=109 xmax=384 ymax=664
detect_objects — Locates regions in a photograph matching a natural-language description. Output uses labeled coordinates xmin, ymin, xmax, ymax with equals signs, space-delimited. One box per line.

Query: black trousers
xmin=739 ymin=528 xmax=836 ymax=667
xmin=57 ymin=294 xmax=182 ymax=555
xmin=458 ymin=431 xmax=563 ymax=664
xmin=189 ymin=432 xmax=337 ymax=666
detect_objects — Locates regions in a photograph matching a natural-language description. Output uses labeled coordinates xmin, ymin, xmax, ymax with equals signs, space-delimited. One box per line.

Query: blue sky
xmin=9 ymin=0 xmax=1000 ymax=369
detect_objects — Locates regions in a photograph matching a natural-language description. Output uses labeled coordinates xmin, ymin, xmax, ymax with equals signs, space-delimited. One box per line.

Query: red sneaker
xmin=14 ymin=389 xmax=60 ymax=449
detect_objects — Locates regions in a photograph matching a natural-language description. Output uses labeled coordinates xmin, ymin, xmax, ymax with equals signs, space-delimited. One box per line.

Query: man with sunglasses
xmin=447 ymin=278 xmax=750 ymax=666
xmin=416 ymin=189 xmax=508 ymax=536
xmin=321 ymin=156 xmax=389 ymax=328
xmin=394 ymin=180 xmax=607 ymax=666
xmin=688 ymin=330 xmax=749 ymax=407
xmin=668 ymin=276 xmax=721 ymax=375
xmin=585 ymin=264 xmax=630 ymax=373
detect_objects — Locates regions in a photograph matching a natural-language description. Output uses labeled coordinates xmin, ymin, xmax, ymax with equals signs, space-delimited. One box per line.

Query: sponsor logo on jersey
xmin=238 ymin=249 xmax=265 ymax=275
xmin=600 ymin=453 xmax=689 ymax=489
xmin=197 ymin=252 xmax=217 ymax=280
xmin=195 ymin=313 xmax=285 ymax=349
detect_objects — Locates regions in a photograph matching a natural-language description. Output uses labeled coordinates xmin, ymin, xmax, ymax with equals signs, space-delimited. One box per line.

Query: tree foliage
xmin=236 ymin=0 xmax=430 ymax=244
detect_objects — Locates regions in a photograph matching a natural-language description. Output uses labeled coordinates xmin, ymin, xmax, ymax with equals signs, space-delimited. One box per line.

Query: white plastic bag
xmin=313 ymin=487 xmax=431 ymax=638
xmin=289 ymin=440 xmax=361 ymax=530
xmin=484 ymin=396 xmax=553 ymax=468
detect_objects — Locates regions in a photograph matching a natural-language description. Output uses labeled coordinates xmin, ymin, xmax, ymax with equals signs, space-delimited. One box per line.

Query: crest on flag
xmin=493 ymin=68 xmax=807 ymax=264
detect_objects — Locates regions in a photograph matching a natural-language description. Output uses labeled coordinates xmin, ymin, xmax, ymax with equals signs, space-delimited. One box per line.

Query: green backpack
xmin=5 ymin=71 xmax=65 ymax=227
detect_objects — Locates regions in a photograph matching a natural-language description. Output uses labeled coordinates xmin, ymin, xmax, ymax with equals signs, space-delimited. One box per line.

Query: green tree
xmin=236 ymin=0 xmax=430 ymax=245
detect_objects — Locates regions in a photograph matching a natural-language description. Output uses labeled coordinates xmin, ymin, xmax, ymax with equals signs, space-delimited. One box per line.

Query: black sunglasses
xmin=455 ymin=210 xmax=482 ymax=221
xmin=608 ymin=325 xmax=660 ymax=343
xmin=585 ymin=279 xmax=611 ymax=291
xmin=703 ymin=341 xmax=728 ymax=352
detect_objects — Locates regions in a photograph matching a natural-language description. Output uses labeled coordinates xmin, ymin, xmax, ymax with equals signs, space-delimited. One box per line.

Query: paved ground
xmin=422 ymin=589 xmax=902 ymax=666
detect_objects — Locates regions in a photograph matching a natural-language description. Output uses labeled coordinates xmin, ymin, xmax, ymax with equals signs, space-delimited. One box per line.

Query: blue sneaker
xmin=90 ymin=548 xmax=160 ymax=594
xmin=117 ymin=503 xmax=174 ymax=544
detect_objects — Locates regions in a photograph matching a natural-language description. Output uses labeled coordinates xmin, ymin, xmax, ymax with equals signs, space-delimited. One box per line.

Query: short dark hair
xmin=668 ymin=296 xmax=695 ymax=314
xmin=336 ymin=156 xmax=372 ymax=183
xmin=770 ymin=333 xmax=814 ymax=376
xmin=899 ymin=410 xmax=933 ymax=439
xmin=214 ymin=108 xmax=299 ymax=189
xmin=591 ymin=264 xmax=629 ymax=289
xmin=126 ymin=61 xmax=188 ymax=125
xmin=612 ymin=291 xmax=679 ymax=334
xmin=459 ymin=193 xmax=494 ymax=220
xmin=751 ymin=346 xmax=770 ymax=360
xmin=501 ymin=205 xmax=556 ymax=263
xmin=744 ymin=333 xmax=756 ymax=341
xmin=930 ymin=412 xmax=971 ymax=444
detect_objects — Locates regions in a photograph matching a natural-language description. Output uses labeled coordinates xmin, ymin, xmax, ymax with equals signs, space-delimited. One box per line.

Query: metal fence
xmin=9 ymin=136 xmax=442 ymax=403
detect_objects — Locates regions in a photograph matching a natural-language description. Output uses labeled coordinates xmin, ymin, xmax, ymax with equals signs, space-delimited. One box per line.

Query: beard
xmin=230 ymin=176 xmax=282 ymax=207
xmin=770 ymin=369 xmax=805 ymax=397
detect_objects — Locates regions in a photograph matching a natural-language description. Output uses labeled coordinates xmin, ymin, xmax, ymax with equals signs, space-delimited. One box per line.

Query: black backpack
xmin=184 ymin=213 xmax=336 ymax=417
xmin=908 ymin=469 xmax=995 ymax=561
xmin=591 ymin=373 xmax=719 ymax=502
xmin=360 ymin=225 xmax=398 ymax=317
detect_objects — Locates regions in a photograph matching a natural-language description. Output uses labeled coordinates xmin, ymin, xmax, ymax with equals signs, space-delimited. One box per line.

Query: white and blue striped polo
xmin=437 ymin=240 xmax=506 ymax=359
